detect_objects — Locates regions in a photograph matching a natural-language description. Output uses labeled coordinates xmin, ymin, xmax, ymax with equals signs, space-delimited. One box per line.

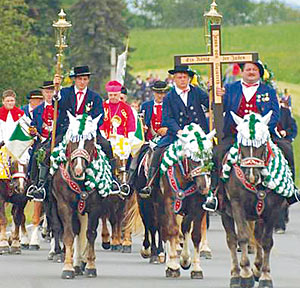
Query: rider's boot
xmin=202 ymin=168 xmax=218 ymax=212
xmin=27 ymin=163 xmax=48 ymax=202
xmin=109 ymin=158 xmax=121 ymax=193
xmin=139 ymin=166 xmax=159 ymax=199
xmin=286 ymin=190 xmax=300 ymax=206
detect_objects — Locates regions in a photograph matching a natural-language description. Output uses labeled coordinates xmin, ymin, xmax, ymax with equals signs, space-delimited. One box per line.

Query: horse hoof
xmin=85 ymin=268 xmax=97 ymax=278
xmin=240 ymin=275 xmax=255 ymax=288
xmin=74 ymin=266 xmax=83 ymax=276
xmin=10 ymin=247 xmax=21 ymax=254
xmin=61 ymin=270 xmax=75 ymax=279
xmin=47 ymin=252 xmax=55 ymax=261
xmin=237 ymin=246 xmax=242 ymax=252
xmin=248 ymin=245 xmax=255 ymax=254
xmin=166 ymin=267 xmax=180 ymax=278
xmin=102 ymin=242 xmax=111 ymax=250
xmin=230 ymin=276 xmax=241 ymax=288
xmin=191 ymin=270 xmax=203 ymax=279
xmin=122 ymin=245 xmax=132 ymax=253
xmin=111 ymin=244 xmax=122 ymax=252
xmin=29 ymin=245 xmax=40 ymax=251
xmin=149 ymin=255 xmax=159 ymax=264
xmin=53 ymin=253 xmax=64 ymax=263
xmin=140 ymin=249 xmax=151 ymax=259
xmin=200 ymin=250 xmax=212 ymax=259
xmin=158 ymin=252 xmax=166 ymax=263
xmin=0 ymin=246 xmax=10 ymax=255
xmin=180 ymin=259 xmax=191 ymax=270
xmin=21 ymin=244 xmax=29 ymax=250
xmin=258 ymin=279 xmax=273 ymax=288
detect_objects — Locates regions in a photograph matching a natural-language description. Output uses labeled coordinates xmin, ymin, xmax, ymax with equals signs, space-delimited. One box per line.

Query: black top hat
xmin=40 ymin=81 xmax=55 ymax=89
xmin=168 ymin=65 xmax=195 ymax=78
xmin=151 ymin=81 xmax=169 ymax=93
xmin=239 ymin=60 xmax=265 ymax=78
xmin=70 ymin=66 xmax=92 ymax=78
xmin=26 ymin=90 xmax=43 ymax=100
xmin=121 ymin=86 xmax=128 ymax=95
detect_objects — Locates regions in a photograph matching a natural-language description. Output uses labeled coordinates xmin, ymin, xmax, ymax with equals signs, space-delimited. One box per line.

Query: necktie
xmin=155 ymin=104 xmax=162 ymax=120
xmin=181 ymin=88 xmax=189 ymax=94
xmin=242 ymin=82 xmax=259 ymax=88
xmin=77 ymin=91 xmax=84 ymax=101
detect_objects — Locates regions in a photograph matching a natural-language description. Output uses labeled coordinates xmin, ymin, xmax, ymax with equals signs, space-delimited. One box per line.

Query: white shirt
xmin=241 ymin=80 xmax=260 ymax=102
xmin=153 ymin=101 xmax=162 ymax=114
xmin=175 ymin=85 xmax=190 ymax=106
xmin=74 ymin=86 xmax=87 ymax=111
xmin=29 ymin=104 xmax=35 ymax=119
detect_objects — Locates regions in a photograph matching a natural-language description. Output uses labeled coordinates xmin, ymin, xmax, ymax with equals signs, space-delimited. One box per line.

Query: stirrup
xmin=26 ymin=185 xmax=46 ymax=202
xmin=110 ymin=180 xmax=121 ymax=195
xmin=139 ymin=186 xmax=152 ymax=199
xmin=120 ymin=183 xmax=131 ymax=197
xmin=202 ymin=196 xmax=218 ymax=212
xmin=26 ymin=184 xmax=37 ymax=199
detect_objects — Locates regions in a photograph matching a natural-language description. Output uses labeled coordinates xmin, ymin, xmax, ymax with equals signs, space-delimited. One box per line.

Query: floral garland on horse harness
xmin=160 ymin=123 xmax=214 ymax=213
xmin=222 ymin=113 xmax=297 ymax=214
xmin=50 ymin=114 xmax=113 ymax=201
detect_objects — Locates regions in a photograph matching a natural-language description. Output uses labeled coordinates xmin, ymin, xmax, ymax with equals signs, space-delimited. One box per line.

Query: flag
xmin=131 ymin=116 xmax=145 ymax=157
xmin=116 ymin=50 xmax=127 ymax=85
xmin=6 ymin=123 xmax=34 ymax=160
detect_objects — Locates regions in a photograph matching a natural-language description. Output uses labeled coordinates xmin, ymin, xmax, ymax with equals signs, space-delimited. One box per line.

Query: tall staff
xmin=51 ymin=9 xmax=72 ymax=152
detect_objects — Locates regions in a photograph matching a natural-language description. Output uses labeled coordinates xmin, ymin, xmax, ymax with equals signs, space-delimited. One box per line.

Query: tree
xmin=69 ymin=0 xmax=129 ymax=91
xmin=0 ymin=0 xmax=49 ymax=105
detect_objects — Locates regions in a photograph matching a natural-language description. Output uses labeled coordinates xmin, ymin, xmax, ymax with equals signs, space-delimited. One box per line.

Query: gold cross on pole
xmin=174 ymin=24 xmax=259 ymax=143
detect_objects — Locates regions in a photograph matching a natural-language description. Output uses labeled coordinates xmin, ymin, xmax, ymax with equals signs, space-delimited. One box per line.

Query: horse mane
xmin=160 ymin=123 xmax=213 ymax=174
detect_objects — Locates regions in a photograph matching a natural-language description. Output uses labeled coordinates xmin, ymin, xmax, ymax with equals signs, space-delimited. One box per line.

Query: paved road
xmin=1 ymin=206 xmax=300 ymax=288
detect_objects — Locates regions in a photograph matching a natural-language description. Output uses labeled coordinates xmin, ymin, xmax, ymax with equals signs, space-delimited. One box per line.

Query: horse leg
xmin=20 ymin=212 xmax=29 ymax=249
xmin=231 ymin=201 xmax=254 ymax=287
xmin=175 ymin=214 xmax=183 ymax=255
xmin=247 ymin=221 xmax=256 ymax=254
xmin=149 ymin=225 xmax=159 ymax=264
xmin=139 ymin=200 xmax=151 ymax=259
xmin=252 ymin=220 xmax=263 ymax=281
xmin=180 ymin=215 xmax=192 ymax=271
xmin=190 ymin=214 xmax=204 ymax=279
xmin=122 ymin=195 xmax=136 ymax=253
xmin=85 ymin=211 xmax=100 ymax=278
xmin=221 ymin=212 xmax=241 ymax=288
xmin=0 ymin=199 xmax=9 ymax=254
xmin=101 ymin=216 xmax=111 ymax=250
xmin=29 ymin=201 xmax=42 ymax=250
xmin=10 ymin=205 xmax=24 ymax=254
xmin=57 ymin=201 xmax=75 ymax=279
xmin=199 ymin=212 xmax=212 ymax=259
xmin=258 ymin=219 xmax=275 ymax=288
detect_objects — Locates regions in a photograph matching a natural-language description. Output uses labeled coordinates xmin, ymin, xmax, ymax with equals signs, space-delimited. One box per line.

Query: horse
xmin=0 ymin=150 xmax=28 ymax=255
xmin=221 ymin=111 xmax=290 ymax=288
xmin=51 ymin=112 xmax=113 ymax=279
xmin=158 ymin=123 xmax=215 ymax=278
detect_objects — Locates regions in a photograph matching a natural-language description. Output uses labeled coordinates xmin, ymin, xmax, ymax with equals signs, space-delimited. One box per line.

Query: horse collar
xmin=59 ymin=163 xmax=94 ymax=214
xmin=167 ymin=166 xmax=197 ymax=214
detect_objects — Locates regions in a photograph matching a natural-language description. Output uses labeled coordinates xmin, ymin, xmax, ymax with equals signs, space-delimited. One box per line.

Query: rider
xmin=202 ymin=61 xmax=298 ymax=211
xmin=21 ymin=90 xmax=44 ymax=120
xmin=28 ymin=66 xmax=118 ymax=195
xmin=140 ymin=65 xmax=209 ymax=197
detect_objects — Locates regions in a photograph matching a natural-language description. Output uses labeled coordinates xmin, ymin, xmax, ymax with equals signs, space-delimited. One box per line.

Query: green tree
xmin=69 ymin=0 xmax=129 ymax=91
xmin=0 ymin=0 xmax=49 ymax=105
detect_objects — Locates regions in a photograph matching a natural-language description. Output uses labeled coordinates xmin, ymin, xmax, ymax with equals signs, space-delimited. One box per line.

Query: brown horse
xmin=158 ymin=124 xmax=215 ymax=278
xmin=221 ymin=112 xmax=286 ymax=288
xmin=0 ymin=157 xmax=28 ymax=254
xmin=52 ymin=113 xmax=111 ymax=279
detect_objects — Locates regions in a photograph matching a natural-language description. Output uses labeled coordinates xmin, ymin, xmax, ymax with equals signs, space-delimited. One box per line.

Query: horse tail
xmin=123 ymin=192 xmax=143 ymax=235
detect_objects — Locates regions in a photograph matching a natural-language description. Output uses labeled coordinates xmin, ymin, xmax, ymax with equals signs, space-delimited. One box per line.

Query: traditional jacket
xmin=31 ymin=102 xmax=55 ymax=139
xmin=21 ymin=104 xmax=34 ymax=120
xmin=157 ymin=85 xmax=209 ymax=147
xmin=100 ymin=100 xmax=136 ymax=139
xmin=223 ymin=81 xmax=279 ymax=140
xmin=140 ymin=100 xmax=164 ymax=141
xmin=56 ymin=85 xmax=103 ymax=136
xmin=0 ymin=106 xmax=24 ymax=143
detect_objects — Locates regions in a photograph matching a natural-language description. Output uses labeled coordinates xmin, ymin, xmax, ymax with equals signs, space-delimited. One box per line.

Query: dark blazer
xmin=157 ymin=85 xmax=209 ymax=147
xmin=31 ymin=103 xmax=46 ymax=135
xmin=140 ymin=100 xmax=154 ymax=128
xmin=277 ymin=107 xmax=298 ymax=142
xmin=56 ymin=85 xmax=103 ymax=136
xmin=223 ymin=81 xmax=279 ymax=139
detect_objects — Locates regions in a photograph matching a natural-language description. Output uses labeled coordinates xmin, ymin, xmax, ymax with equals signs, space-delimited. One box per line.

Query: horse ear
xmin=230 ymin=111 xmax=243 ymax=126
xmin=262 ymin=111 xmax=273 ymax=125
xmin=67 ymin=110 xmax=76 ymax=125
xmin=92 ymin=114 xmax=102 ymax=129
xmin=206 ymin=129 xmax=216 ymax=140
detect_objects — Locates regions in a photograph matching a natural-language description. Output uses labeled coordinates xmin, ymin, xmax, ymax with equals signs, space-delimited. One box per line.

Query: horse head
xmin=9 ymin=159 xmax=28 ymax=194
xmin=231 ymin=111 xmax=272 ymax=185
xmin=65 ymin=111 xmax=100 ymax=181
xmin=176 ymin=123 xmax=215 ymax=195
